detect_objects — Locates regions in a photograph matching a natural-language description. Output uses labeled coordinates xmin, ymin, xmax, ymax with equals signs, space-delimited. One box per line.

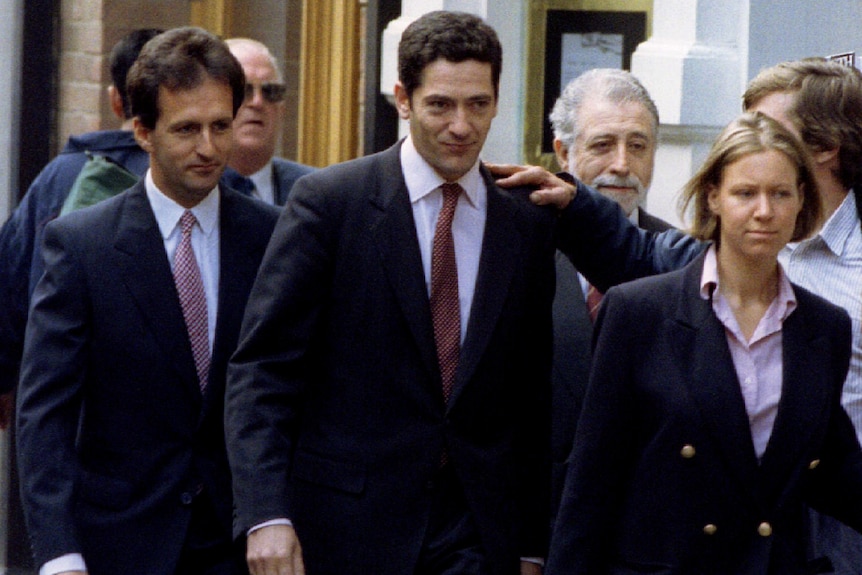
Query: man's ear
xmin=393 ymin=82 xmax=411 ymax=120
xmin=108 ymin=86 xmax=126 ymax=121
xmin=553 ymin=139 xmax=570 ymax=173
xmin=812 ymin=146 xmax=839 ymax=169
xmin=132 ymin=117 xmax=153 ymax=153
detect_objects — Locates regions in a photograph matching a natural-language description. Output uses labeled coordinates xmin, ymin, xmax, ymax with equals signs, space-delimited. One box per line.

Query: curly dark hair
xmin=398 ymin=11 xmax=502 ymax=101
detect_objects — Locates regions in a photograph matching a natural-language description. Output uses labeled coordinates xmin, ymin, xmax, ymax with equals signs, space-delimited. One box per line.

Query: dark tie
xmin=174 ymin=210 xmax=210 ymax=391
xmin=431 ymin=183 xmax=462 ymax=402
xmin=586 ymin=283 xmax=603 ymax=324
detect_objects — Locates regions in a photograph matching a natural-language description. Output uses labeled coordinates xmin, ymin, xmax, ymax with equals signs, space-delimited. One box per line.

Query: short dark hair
xmin=127 ymin=27 xmax=246 ymax=129
xmin=398 ymin=11 xmax=502 ymax=100
xmin=109 ymin=28 xmax=164 ymax=119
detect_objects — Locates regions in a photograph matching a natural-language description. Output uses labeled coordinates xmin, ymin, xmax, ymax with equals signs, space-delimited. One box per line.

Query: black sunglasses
xmin=244 ymin=82 xmax=287 ymax=103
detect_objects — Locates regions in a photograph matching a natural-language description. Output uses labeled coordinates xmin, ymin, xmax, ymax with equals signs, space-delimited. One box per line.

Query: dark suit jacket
xmin=271 ymin=157 xmax=315 ymax=206
xmin=226 ymin=142 xmax=557 ymax=575
xmin=551 ymin=207 xmax=673 ymax=524
xmin=547 ymin=252 xmax=862 ymax=575
xmin=16 ymin=182 xmax=279 ymax=574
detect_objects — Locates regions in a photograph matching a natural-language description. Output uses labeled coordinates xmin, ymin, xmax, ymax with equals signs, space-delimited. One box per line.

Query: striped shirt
xmin=779 ymin=191 xmax=862 ymax=442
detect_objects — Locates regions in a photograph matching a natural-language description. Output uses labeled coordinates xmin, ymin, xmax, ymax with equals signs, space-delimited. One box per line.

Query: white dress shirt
xmin=401 ymin=135 xmax=486 ymax=343
xmin=249 ymin=160 xmax=276 ymax=205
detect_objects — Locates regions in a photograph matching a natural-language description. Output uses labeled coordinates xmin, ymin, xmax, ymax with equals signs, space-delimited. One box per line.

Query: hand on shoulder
xmin=485 ymin=163 xmax=577 ymax=209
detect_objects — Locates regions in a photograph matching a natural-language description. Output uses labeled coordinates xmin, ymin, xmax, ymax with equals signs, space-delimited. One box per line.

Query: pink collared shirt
xmin=700 ymin=246 xmax=797 ymax=460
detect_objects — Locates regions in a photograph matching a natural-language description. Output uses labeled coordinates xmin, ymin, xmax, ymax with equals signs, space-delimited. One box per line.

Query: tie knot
xmin=440 ymin=182 xmax=463 ymax=201
xmin=180 ymin=210 xmax=197 ymax=235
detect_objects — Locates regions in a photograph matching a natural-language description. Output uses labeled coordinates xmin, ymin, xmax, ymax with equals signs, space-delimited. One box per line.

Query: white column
xmin=0 ymin=0 xmax=23 ymax=223
xmin=630 ymin=0 xmax=747 ymax=227
xmin=0 ymin=1 xmax=22 ymax=566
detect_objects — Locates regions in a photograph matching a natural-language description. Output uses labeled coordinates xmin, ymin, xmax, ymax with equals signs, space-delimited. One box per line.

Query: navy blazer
xmin=226 ymin=141 xmax=557 ymax=575
xmin=16 ymin=182 xmax=279 ymax=574
xmin=547 ymin=252 xmax=862 ymax=575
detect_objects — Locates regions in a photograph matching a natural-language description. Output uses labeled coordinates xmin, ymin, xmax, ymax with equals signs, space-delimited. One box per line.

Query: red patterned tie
xmin=431 ymin=183 xmax=462 ymax=402
xmin=586 ymin=283 xmax=603 ymax=324
xmin=174 ymin=210 xmax=210 ymax=391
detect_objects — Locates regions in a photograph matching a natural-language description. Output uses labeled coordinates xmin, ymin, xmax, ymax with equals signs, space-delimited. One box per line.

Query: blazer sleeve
xmin=225 ymin=175 xmax=336 ymax=536
xmin=803 ymin=304 xmax=862 ymax=528
xmin=16 ymin=219 xmax=91 ymax=565
xmin=555 ymin=179 xmax=706 ymax=292
xmin=546 ymin=286 xmax=640 ymax=575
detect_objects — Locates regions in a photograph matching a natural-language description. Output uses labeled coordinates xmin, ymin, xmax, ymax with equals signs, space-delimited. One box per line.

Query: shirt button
xmin=680 ymin=444 xmax=696 ymax=459
xmin=808 ymin=459 xmax=821 ymax=470
xmin=758 ymin=522 xmax=772 ymax=537
xmin=703 ymin=524 xmax=718 ymax=535
xmin=180 ymin=492 xmax=194 ymax=505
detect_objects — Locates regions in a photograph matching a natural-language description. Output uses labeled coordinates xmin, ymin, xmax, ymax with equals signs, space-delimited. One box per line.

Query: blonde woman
xmin=547 ymin=112 xmax=862 ymax=575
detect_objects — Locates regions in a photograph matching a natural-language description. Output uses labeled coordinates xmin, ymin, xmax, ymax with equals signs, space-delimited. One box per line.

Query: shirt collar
xmin=144 ymin=169 xmax=220 ymax=239
xmin=249 ymin=161 xmax=274 ymax=193
xmin=813 ymin=189 xmax=859 ymax=257
xmin=401 ymin=135 xmax=484 ymax=208
xmin=700 ymin=244 xmax=797 ymax=318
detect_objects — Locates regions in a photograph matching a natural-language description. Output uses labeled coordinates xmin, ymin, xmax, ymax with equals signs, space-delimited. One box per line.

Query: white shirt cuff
xmin=248 ymin=517 xmax=293 ymax=536
xmin=41 ymin=553 xmax=87 ymax=575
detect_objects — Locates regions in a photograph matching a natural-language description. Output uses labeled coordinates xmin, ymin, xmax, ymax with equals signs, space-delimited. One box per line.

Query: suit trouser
xmin=175 ymin=489 xmax=248 ymax=575
xmin=415 ymin=464 xmax=492 ymax=575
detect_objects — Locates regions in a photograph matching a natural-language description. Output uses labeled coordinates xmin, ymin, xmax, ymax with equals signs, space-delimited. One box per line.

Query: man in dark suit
xmin=225 ymin=11 xmax=554 ymax=575
xmin=546 ymin=68 xmax=674 ymax=523
xmin=223 ymin=38 xmax=314 ymax=206
xmin=16 ymin=27 xmax=279 ymax=575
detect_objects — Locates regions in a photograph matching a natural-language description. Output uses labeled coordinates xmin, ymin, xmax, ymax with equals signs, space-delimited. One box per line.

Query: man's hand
xmin=0 ymin=391 xmax=13 ymax=430
xmin=485 ymin=163 xmax=577 ymax=210
xmin=520 ymin=559 xmax=543 ymax=575
xmin=247 ymin=524 xmax=305 ymax=575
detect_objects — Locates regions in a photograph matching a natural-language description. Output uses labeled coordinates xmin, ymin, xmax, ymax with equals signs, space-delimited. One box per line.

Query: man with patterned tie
xmin=225 ymin=11 xmax=555 ymax=575
xmin=545 ymin=68 xmax=673 ymax=527
xmin=15 ymin=27 xmax=279 ymax=575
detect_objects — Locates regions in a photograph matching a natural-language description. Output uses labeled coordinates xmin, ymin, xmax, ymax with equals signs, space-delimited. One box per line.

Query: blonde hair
xmin=679 ymin=112 xmax=820 ymax=244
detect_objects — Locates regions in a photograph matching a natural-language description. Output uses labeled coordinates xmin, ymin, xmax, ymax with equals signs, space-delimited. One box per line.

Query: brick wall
xmin=56 ymin=0 xmax=187 ymax=147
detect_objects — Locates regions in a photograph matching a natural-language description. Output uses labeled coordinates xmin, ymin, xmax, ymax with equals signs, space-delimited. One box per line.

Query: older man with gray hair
xmin=547 ymin=68 xmax=673 ymax=526
xmin=224 ymin=38 xmax=314 ymax=205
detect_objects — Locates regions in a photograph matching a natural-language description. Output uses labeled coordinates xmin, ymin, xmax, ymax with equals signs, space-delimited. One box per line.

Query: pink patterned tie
xmin=174 ymin=210 xmax=210 ymax=391
xmin=431 ymin=183 xmax=462 ymax=402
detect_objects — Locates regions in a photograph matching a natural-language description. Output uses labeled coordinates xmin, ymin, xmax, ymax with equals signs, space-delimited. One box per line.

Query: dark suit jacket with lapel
xmin=16 ymin=181 xmax=279 ymax=574
xmin=550 ymin=207 xmax=674 ymax=525
xmin=226 ymin=141 xmax=557 ymax=575
xmin=546 ymin=251 xmax=862 ymax=575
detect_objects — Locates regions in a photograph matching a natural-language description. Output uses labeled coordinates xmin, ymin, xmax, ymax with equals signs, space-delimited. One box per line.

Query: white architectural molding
xmin=631 ymin=0 xmax=745 ymax=224
xmin=0 ymin=0 xmax=22 ymax=567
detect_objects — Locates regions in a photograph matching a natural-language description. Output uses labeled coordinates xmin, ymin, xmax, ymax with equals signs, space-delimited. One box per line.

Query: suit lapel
xmin=674 ymin=257 xmax=761 ymax=494
xmin=210 ymin=189 xmax=261 ymax=400
xmin=450 ymin=171 xmax=521 ymax=404
xmin=370 ymin=146 xmax=441 ymax=385
xmin=758 ymin=304 xmax=832 ymax=502
xmin=112 ymin=183 xmax=202 ymax=401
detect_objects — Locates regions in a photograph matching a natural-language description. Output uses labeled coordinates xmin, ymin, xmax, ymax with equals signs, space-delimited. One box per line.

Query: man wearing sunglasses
xmin=224 ymin=38 xmax=314 ymax=206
